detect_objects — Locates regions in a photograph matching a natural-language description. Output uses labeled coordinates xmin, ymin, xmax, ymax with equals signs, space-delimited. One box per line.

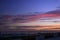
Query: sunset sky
xmin=1 ymin=0 xmax=60 ymax=31
xmin=1 ymin=0 xmax=60 ymax=15
xmin=8 ymin=10 xmax=60 ymax=30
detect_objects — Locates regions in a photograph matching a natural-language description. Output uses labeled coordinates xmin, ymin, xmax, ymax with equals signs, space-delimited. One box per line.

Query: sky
xmin=7 ymin=12 xmax=60 ymax=30
xmin=1 ymin=0 xmax=60 ymax=15
xmin=1 ymin=0 xmax=60 ymax=31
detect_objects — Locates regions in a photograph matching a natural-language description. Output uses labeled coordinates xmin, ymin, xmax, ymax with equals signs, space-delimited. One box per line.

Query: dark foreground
xmin=0 ymin=32 xmax=60 ymax=40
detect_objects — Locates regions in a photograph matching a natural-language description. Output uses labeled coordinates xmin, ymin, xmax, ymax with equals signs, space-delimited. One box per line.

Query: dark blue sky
xmin=0 ymin=0 xmax=60 ymax=15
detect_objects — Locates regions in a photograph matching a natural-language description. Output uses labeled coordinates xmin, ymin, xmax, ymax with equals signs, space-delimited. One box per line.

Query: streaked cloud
xmin=1 ymin=10 xmax=60 ymax=31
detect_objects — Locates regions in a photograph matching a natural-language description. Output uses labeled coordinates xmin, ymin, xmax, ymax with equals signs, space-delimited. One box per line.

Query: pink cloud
xmin=1 ymin=10 xmax=60 ymax=23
